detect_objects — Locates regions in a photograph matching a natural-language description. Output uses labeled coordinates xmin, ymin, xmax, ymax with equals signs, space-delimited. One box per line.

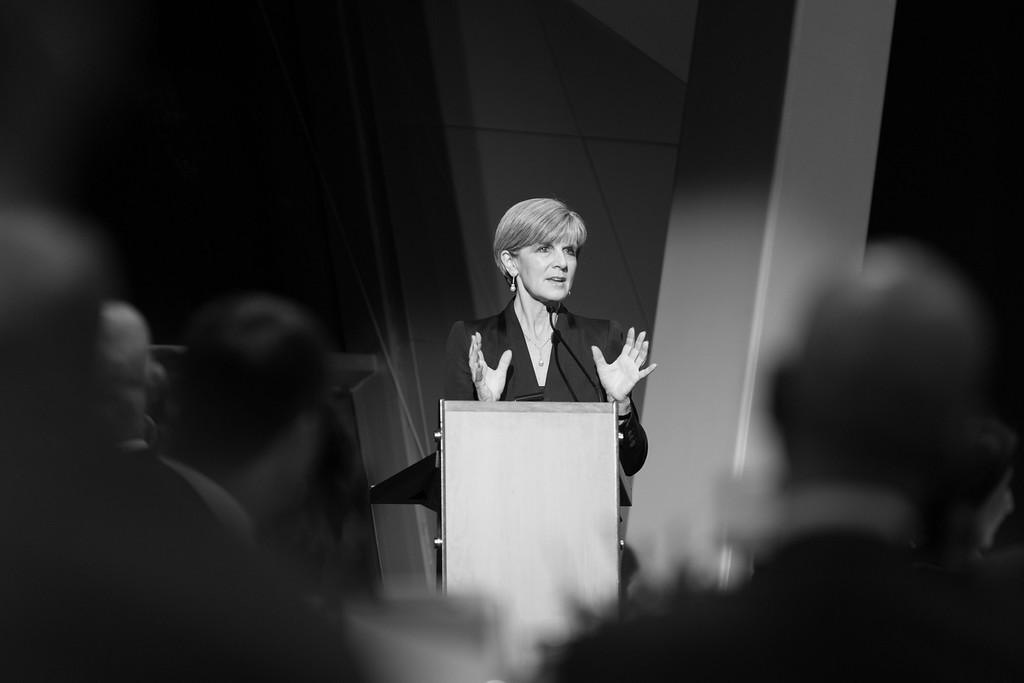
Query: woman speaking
xmin=444 ymin=198 xmax=656 ymax=475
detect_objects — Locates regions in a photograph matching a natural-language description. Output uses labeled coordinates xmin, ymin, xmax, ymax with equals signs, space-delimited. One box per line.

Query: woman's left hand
xmin=591 ymin=327 xmax=657 ymax=402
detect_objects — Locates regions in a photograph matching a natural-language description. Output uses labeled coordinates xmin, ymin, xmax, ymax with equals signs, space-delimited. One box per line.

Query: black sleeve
xmin=618 ymin=408 xmax=648 ymax=476
xmin=443 ymin=321 xmax=476 ymax=400
xmin=605 ymin=319 xmax=649 ymax=476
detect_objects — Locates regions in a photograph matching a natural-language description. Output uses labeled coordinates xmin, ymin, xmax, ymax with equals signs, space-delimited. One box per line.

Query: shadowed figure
xmin=161 ymin=294 xmax=332 ymax=545
xmin=1 ymin=212 xmax=363 ymax=681
xmin=555 ymin=241 xmax=1024 ymax=682
xmin=162 ymin=293 xmax=380 ymax=606
xmin=0 ymin=208 xmax=112 ymax=488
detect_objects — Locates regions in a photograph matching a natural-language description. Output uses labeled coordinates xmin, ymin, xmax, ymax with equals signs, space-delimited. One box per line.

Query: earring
xmin=509 ymin=275 xmax=517 ymax=292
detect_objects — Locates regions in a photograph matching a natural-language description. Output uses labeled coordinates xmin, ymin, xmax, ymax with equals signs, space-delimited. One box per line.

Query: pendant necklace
xmin=515 ymin=298 xmax=555 ymax=367
xmin=524 ymin=333 xmax=552 ymax=366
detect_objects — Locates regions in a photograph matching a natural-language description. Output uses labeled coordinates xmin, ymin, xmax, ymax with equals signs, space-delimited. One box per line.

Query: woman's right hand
xmin=468 ymin=331 xmax=512 ymax=402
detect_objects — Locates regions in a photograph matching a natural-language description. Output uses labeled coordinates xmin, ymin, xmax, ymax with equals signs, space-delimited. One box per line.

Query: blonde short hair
xmin=492 ymin=198 xmax=587 ymax=285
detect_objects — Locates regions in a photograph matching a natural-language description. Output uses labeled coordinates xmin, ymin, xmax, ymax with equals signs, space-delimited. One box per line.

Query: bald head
xmin=97 ymin=301 xmax=152 ymax=442
xmin=98 ymin=302 xmax=150 ymax=378
xmin=772 ymin=241 xmax=991 ymax=497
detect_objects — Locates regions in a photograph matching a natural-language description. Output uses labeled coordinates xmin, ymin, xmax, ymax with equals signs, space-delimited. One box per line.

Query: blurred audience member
xmin=162 ymin=293 xmax=332 ymax=545
xmin=96 ymin=300 xmax=161 ymax=453
xmin=1 ymin=213 xmax=363 ymax=681
xmin=162 ymin=293 xmax=380 ymax=627
xmin=555 ymin=241 xmax=1024 ymax=681
xmin=0 ymin=208 xmax=112 ymax=478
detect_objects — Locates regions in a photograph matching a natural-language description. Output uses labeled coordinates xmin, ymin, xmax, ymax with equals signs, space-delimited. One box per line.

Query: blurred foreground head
xmin=0 ymin=208 xmax=110 ymax=440
xmin=169 ymin=294 xmax=331 ymax=525
xmin=171 ymin=294 xmax=330 ymax=456
xmin=771 ymin=241 xmax=992 ymax=502
xmin=3 ymin=282 xmax=363 ymax=681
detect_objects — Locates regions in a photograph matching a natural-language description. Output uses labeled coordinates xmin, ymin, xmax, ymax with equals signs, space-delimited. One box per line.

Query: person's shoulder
xmin=562 ymin=309 xmax=621 ymax=340
xmin=446 ymin=311 xmax=505 ymax=356
xmin=449 ymin=309 xmax=505 ymax=335
xmin=563 ymin=307 xmax=610 ymax=327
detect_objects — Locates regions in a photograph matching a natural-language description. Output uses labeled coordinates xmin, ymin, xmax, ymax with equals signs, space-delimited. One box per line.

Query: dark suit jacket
xmin=444 ymin=300 xmax=648 ymax=475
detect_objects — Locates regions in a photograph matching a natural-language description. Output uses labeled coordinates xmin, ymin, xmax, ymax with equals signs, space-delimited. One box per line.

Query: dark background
xmin=70 ymin=2 xmax=1024 ymax=544
xmin=867 ymin=4 xmax=1024 ymax=543
xmin=73 ymin=1 xmax=356 ymax=342
xmin=70 ymin=0 xmax=445 ymax=351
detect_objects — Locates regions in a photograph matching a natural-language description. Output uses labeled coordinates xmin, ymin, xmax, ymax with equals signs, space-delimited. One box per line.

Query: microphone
xmin=548 ymin=304 xmax=601 ymax=401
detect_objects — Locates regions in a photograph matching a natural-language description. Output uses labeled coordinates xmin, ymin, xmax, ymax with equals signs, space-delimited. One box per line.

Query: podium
xmin=372 ymin=400 xmax=626 ymax=672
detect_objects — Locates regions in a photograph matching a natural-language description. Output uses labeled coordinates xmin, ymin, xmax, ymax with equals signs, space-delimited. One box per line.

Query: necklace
xmin=514 ymin=298 xmax=555 ymax=367
xmin=523 ymin=333 xmax=552 ymax=366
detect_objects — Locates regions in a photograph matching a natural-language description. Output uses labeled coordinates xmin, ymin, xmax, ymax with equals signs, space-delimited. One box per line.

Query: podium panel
xmin=440 ymin=400 xmax=620 ymax=671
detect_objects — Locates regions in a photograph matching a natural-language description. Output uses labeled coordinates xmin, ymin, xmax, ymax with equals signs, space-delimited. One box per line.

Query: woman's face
xmin=506 ymin=238 xmax=578 ymax=305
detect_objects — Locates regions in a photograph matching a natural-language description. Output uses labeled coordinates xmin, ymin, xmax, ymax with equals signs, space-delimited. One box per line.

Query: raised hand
xmin=591 ymin=327 xmax=657 ymax=402
xmin=468 ymin=331 xmax=512 ymax=402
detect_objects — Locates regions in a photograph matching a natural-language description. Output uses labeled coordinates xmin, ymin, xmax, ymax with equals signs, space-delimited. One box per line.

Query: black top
xmin=444 ymin=299 xmax=648 ymax=475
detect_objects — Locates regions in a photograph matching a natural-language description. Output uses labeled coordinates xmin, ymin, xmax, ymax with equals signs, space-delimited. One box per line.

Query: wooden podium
xmin=396 ymin=400 xmax=626 ymax=672
xmin=371 ymin=400 xmax=627 ymax=672
xmin=371 ymin=400 xmax=626 ymax=671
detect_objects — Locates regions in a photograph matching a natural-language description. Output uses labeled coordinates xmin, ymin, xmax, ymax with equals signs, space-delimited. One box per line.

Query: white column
xmin=630 ymin=0 xmax=896 ymax=582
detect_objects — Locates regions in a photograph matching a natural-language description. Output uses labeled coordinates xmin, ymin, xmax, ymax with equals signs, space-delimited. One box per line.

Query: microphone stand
xmin=548 ymin=304 xmax=601 ymax=402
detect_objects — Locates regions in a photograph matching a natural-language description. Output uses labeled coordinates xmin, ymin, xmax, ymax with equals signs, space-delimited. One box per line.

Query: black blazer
xmin=444 ymin=299 xmax=648 ymax=475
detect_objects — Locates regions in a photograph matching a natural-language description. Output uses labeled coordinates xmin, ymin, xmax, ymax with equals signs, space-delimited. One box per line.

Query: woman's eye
xmin=564 ymin=247 xmax=576 ymax=256
xmin=537 ymin=245 xmax=550 ymax=253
